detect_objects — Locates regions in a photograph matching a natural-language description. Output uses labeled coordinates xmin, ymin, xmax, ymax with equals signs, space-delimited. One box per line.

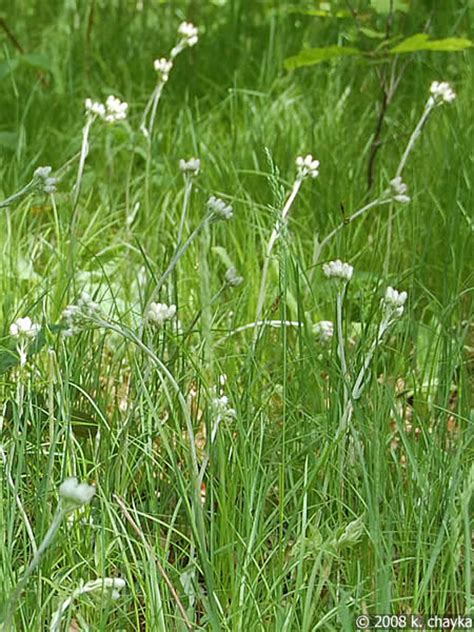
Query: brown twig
xmin=0 ymin=17 xmax=25 ymax=53
xmin=114 ymin=493 xmax=194 ymax=630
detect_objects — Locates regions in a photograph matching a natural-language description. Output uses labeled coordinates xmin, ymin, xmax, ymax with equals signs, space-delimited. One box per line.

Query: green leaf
xmin=360 ymin=27 xmax=386 ymax=40
xmin=390 ymin=34 xmax=473 ymax=54
xmin=284 ymin=46 xmax=361 ymax=70
xmin=19 ymin=53 xmax=53 ymax=72
xmin=0 ymin=59 xmax=19 ymax=81
xmin=293 ymin=9 xmax=351 ymax=18
xmin=371 ymin=0 xmax=409 ymax=13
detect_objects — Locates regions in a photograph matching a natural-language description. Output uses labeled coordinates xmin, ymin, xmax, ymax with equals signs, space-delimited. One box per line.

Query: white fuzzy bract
xmin=59 ymin=477 xmax=96 ymax=508
xmin=62 ymin=291 xmax=100 ymax=336
xmin=323 ymin=259 xmax=354 ymax=281
xmin=104 ymin=95 xmax=128 ymax=123
xmin=146 ymin=302 xmax=177 ymax=326
xmin=208 ymin=195 xmax=233 ymax=220
xmin=313 ymin=320 xmax=334 ymax=343
xmin=34 ymin=165 xmax=58 ymax=194
xmin=85 ymin=98 xmax=106 ymax=118
xmin=429 ymin=81 xmax=456 ymax=105
xmin=177 ymin=21 xmax=199 ymax=47
xmin=382 ymin=286 xmax=408 ymax=318
xmin=225 ymin=266 xmax=243 ymax=287
xmin=212 ymin=395 xmax=236 ymax=421
xmin=389 ymin=176 xmax=410 ymax=204
xmin=296 ymin=154 xmax=320 ymax=180
xmin=85 ymin=95 xmax=128 ymax=123
xmin=179 ymin=157 xmax=201 ymax=176
xmin=154 ymin=57 xmax=173 ymax=82
xmin=10 ymin=316 xmax=41 ymax=339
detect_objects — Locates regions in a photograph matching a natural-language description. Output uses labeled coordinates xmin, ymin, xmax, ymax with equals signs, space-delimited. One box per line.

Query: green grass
xmin=0 ymin=1 xmax=473 ymax=630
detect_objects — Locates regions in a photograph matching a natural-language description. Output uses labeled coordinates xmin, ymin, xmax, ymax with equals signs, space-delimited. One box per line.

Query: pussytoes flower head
xmin=146 ymin=302 xmax=176 ymax=326
xmin=59 ymin=477 xmax=96 ymax=510
xmin=179 ymin=157 xmax=201 ymax=176
xmin=429 ymin=81 xmax=456 ymax=105
xmin=313 ymin=320 xmax=334 ymax=343
xmin=388 ymin=176 xmax=410 ymax=204
xmin=323 ymin=259 xmax=354 ymax=282
xmin=34 ymin=165 xmax=58 ymax=194
xmin=212 ymin=394 xmax=236 ymax=421
xmin=104 ymin=95 xmax=128 ymax=123
xmin=61 ymin=291 xmax=100 ymax=336
xmin=382 ymin=286 xmax=407 ymax=318
xmin=85 ymin=96 xmax=128 ymax=123
xmin=10 ymin=316 xmax=41 ymax=339
xmin=208 ymin=195 xmax=233 ymax=220
xmin=85 ymin=98 xmax=106 ymax=118
xmin=225 ymin=266 xmax=243 ymax=287
xmin=296 ymin=154 xmax=320 ymax=180
xmin=177 ymin=22 xmax=198 ymax=47
xmin=154 ymin=58 xmax=173 ymax=82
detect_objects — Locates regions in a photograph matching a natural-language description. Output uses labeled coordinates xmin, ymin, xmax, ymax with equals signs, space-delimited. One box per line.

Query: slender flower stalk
xmin=335 ymin=287 xmax=407 ymax=439
xmin=73 ymin=96 xmax=128 ymax=210
xmin=396 ymin=80 xmax=455 ymax=179
xmin=177 ymin=159 xmax=200 ymax=246
xmin=255 ymin=154 xmax=319 ymax=332
xmin=315 ymin=81 xmax=454 ymax=265
xmin=2 ymin=478 xmax=95 ymax=629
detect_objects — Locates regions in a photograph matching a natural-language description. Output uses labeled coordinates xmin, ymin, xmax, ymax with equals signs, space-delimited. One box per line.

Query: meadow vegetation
xmin=0 ymin=1 xmax=472 ymax=630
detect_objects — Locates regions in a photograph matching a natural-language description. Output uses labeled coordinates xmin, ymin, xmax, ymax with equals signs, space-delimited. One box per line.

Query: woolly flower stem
xmin=336 ymin=287 xmax=349 ymax=404
xmin=140 ymin=81 xmax=165 ymax=139
xmin=396 ymin=98 xmax=434 ymax=179
xmin=254 ymin=177 xmax=303 ymax=331
xmin=2 ymin=505 xmax=67 ymax=629
xmin=141 ymin=213 xmax=212 ymax=338
xmin=0 ymin=180 xmax=36 ymax=209
xmin=72 ymin=116 xmax=94 ymax=210
xmin=316 ymin=198 xmax=391 ymax=261
xmin=335 ymin=316 xmax=393 ymax=439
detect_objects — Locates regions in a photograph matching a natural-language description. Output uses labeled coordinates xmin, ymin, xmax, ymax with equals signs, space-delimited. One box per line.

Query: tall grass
xmin=0 ymin=1 xmax=472 ymax=630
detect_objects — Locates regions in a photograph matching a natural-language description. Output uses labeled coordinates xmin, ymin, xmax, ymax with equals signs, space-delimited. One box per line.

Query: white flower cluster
xmin=62 ymin=291 xmax=100 ymax=336
xmin=154 ymin=57 xmax=173 ymax=82
xmin=323 ymin=259 xmax=354 ymax=282
xmin=208 ymin=195 xmax=233 ymax=220
xmin=382 ymin=286 xmax=407 ymax=318
xmin=59 ymin=477 xmax=96 ymax=510
xmin=10 ymin=316 xmax=41 ymax=339
xmin=146 ymin=302 xmax=176 ymax=326
xmin=225 ymin=266 xmax=243 ymax=287
xmin=313 ymin=320 xmax=334 ymax=343
xmin=296 ymin=154 xmax=320 ymax=180
xmin=212 ymin=394 xmax=236 ymax=421
xmin=429 ymin=81 xmax=456 ymax=106
xmin=177 ymin=21 xmax=199 ymax=48
xmin=85 ymin=95 xmax=128 ymax=123
xmin=34 ymin=166 xmax=58 ymax=194
xmin=179 ymin=157 xmax=201 ymax=176
xmin=388 ymin=176 xmax=410 ymax=204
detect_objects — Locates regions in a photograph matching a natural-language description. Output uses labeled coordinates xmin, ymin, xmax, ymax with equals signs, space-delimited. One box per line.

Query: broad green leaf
xmin=19 ymin=53 xmax=53 ymax=72
xmin=390 ymin=33 xmax=473 ymax=54
xmin=360 ymin=27 xmax=386 ymax=40
xmin=284 ymin=46 xmax=361 ymax=70
xmin=371 ymin=0 xmax=409 ymax=13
